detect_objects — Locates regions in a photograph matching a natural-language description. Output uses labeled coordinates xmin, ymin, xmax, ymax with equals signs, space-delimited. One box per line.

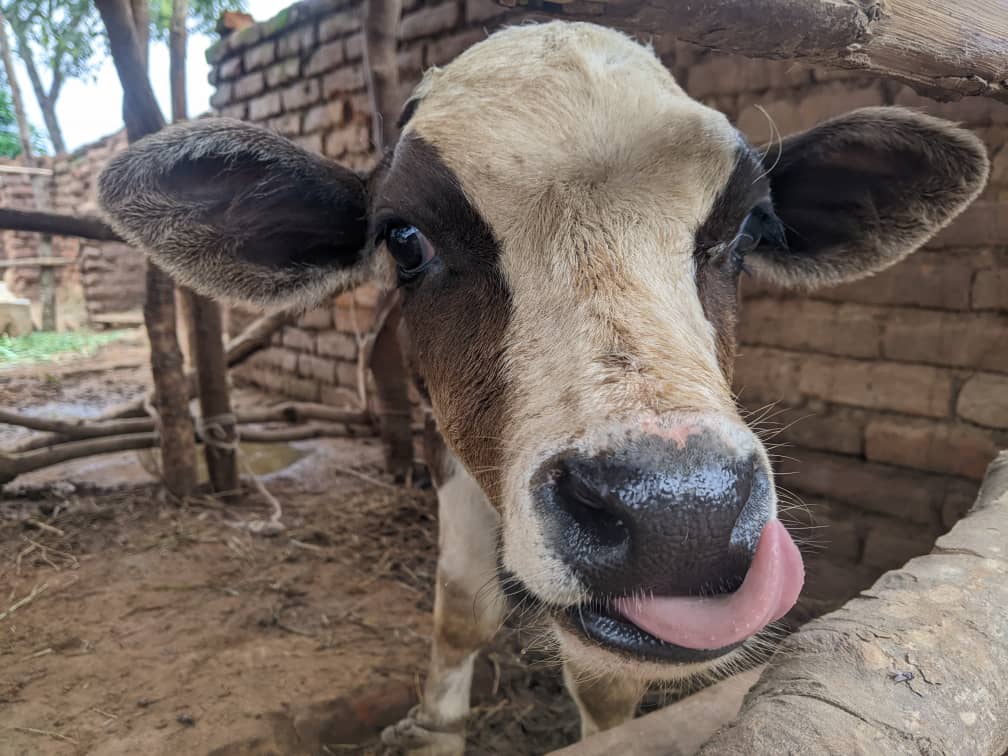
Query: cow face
xmin=100 ymin=22 xmax=988 ymax=679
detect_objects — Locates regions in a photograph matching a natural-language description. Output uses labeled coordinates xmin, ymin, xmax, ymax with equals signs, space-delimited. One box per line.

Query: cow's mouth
xmin=507 ymin=520 xmax=804 ymax=664
xmin=561 ymin=601 xmax=743 ymax=663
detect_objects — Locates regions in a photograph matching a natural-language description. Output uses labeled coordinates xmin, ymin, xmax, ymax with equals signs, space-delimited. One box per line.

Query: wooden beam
xmin=691 ymin=451 xmax=1008 ymax=754
xmin=0 ymin=165 xmax=53 ymax=176
xmin=0 ymin=208 xmax=123 ymax=242
xmin=0 ymin=257 xmax=73 ymax=268
xmin=504 ymin=0 xmax=1008 ymax=103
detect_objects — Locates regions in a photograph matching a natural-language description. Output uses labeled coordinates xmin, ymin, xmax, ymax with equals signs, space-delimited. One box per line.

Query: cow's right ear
xmin=98 ymin=118 xmax=373 ymax=307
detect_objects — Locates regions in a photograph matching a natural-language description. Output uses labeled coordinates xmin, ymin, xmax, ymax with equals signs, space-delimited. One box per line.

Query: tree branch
xmin=0 ymin=207 xmax=122 ymax=241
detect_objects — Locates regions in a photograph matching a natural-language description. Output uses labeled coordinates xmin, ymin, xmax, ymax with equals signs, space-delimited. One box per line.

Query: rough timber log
xmin=501 ymin=0 xmax=1008 ymax=104
xmin=554 ymin=451 xmax=1008 ymax=755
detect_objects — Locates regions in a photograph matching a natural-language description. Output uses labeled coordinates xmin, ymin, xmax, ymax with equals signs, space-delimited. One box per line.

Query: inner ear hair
xmin=98 ymin=118 xmax=373 ymax=307
xmin=750 ymin=106 xmax=989 ymax=291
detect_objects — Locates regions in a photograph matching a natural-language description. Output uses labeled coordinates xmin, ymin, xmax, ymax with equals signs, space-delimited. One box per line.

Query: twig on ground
xmin=9 ymin=726 xmax=78 ymax=745
xmin=0 ymin=582 xmax=49 ymax=622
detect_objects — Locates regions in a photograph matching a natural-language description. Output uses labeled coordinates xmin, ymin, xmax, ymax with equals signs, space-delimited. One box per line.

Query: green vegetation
xmin=0 ymin=329 xmax=130 ymax=365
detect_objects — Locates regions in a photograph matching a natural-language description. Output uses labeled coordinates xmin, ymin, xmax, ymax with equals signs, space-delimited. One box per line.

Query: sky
xmin=11 ymin=0 xmax=292 ymax=153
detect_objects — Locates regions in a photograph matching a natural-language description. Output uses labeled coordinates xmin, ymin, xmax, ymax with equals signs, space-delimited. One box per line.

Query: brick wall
xmin=207 ymin=2 xmax=1007 ymax=615
xmin=0 ymin=130 xmax=146 ymax=323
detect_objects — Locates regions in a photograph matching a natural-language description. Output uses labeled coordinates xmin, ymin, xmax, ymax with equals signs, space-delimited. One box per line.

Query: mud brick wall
xmin=0 ymin=130 xmax=146 ymax=322
xmin=208 ymin=1 xmax=1008 ymax=613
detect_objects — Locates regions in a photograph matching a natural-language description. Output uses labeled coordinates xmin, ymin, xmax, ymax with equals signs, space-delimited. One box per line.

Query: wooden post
xmin=0 ymin=12 xmax=55 ymax=331
xmin=95 ymin=0 xmax=198 ymax=498
xmin=362 ymin=0 xmax=414 ymax=479
xmin=168 ymin=0 xmax=238 ymax=494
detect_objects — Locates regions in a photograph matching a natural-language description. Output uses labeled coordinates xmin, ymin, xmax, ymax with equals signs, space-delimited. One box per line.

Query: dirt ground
xmin=1 ymin=338 xmax=582 ymax=755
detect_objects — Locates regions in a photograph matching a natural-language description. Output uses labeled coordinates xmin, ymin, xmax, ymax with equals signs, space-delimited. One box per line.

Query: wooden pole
xmin=95 ymin=0 xmax=198 ymax=499
xmin=167 ymin=0 xmax=238 ymax=494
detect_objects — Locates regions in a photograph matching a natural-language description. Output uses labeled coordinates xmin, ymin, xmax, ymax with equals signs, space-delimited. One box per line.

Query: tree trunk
xmin=169 ymin=0 xmax=188 ymax=123
xmin=509 ymin=0 xmax=1008 ymax=105
xmin=0 ymin=14 xmax=57 ymax=330
xmin=36 ymin=98 xmax=65 ymax=156
xmin=96 ymin=0 xmax=198 ymax=499
xmin=0 ymin=14 xmax=32 ymax=158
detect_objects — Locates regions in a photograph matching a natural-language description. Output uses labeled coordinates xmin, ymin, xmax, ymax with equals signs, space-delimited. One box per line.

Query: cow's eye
xmin=385 ymin=224 xmax=436 ymax=280
xmin=733 ymin=203 xmax=788 ymax=256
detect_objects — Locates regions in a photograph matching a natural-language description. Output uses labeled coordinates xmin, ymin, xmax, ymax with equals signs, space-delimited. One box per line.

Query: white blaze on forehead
xmin=405 ymin=23 xmax=747 ymax=598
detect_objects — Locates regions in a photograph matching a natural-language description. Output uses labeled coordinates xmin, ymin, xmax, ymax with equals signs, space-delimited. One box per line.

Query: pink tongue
xmin=613 ymin=520 xmax=804 ymax=650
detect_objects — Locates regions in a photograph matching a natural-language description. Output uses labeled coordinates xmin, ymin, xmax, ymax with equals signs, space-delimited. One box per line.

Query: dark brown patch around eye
xmin=372 ymin=135 xmax=513 ymax=502
xmin=694 ymin=144 xmax=768 ymax=377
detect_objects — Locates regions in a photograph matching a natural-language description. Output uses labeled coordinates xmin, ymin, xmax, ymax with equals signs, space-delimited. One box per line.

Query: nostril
xmin=553 ymin=467 xmax=629 ymax=550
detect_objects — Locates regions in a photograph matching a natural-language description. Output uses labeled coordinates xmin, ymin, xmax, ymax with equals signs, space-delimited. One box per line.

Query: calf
xmin=98 ymin=21 xmax=987 ymax=753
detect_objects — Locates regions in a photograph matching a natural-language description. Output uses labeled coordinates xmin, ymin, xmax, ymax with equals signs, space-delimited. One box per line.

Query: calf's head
xmin=100 ymin=23 xmax=987 ymax=678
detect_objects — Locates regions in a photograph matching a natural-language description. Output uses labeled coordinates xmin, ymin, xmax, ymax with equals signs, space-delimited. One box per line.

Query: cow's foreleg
xmin=382 ymin=453 xmax=504 ymax=755
xmin=563 ymin=661 xmax=644 ymax=739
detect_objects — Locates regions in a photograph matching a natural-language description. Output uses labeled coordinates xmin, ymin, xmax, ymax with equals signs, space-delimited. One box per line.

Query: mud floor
xmin=1 ymin=339 xmax=583 ymax=755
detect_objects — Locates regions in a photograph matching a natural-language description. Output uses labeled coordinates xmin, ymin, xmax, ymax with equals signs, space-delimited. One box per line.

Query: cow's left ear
xmin=749 ymin=107 xmax=989 ymax=289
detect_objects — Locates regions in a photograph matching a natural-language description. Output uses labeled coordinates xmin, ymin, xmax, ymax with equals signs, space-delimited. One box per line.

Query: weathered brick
xmin=957 ymin=373 xmax=1008 ymax=429
xmin=465 ymin=0 xmax=505 ymax=22
xmin=732 ymin=346 xmax=804 ymax=405
xmin=334 ymin=303 xmax=375 ymax=331
xmin=209 ymin=82 xmax=234 ymax=108
xmin=299 ymin=306 xmax=332 ymax=330
xmin=739 ymin=299 xmax=884 ymax=359
xmin=305 ymin=40 xmax=346 ymax=76
xmin=299 ymin=353 xmax=338 ymax=383
xmin=426 ymin=29 xmax=486 ymax=66
xmin=813 ymin=252 xmax=975 ymax=310
xmin=324 ymin=124 xmax=371 ymax=156
xmin=322 ymin=66 xmax=367 ymax=97
xmin=397 ymin=45 xmax=425 ymax=78
xmin=277 ymin=25 xmax=317 ymax=57
xmin=244 ymin=40 xmax=276 ymax=72
xmin=798 ymin=355 xmax=954 ymax=419
xmin=743 ymin=403 xmax=866 ymax=457
xmin=336 ymin=360 xmax=360 ymax=386
xmin=318 ymin=9 xmax=361 ymax=41
xmin=321 ymin=384 xmax=361 ymax=406
xmin=282 ymin=326 xmax=316 ymax=352
xmin=686 ymin=55 xmax=811 ymax=99
xmin=282 ymin=79 xmax=321 ymax=110
xmin=736 ymin=99 xmax=804 ymax=144
xmin=865 ymin=417 xmax=998 ymax=480
xmin=776 ymin=448 xmax=972 ymax=526
xmin=929 ymin=201 xmax=1008 ymax=248
xmin=399 ymin=2 xmax=459 ymax=41
xmin=861 ymin=524 xmax=937 ymax=571
xmin=303 ymin=101 xmax=349 ymax=133
xmin=234 ymin=72 xmax=265 ymax=99
xmin=318 ymin=330 xmax=358 ymax=360
xmin=941 ymin=482 xmax=981 ymax=529
xmin=354 ymin=284 xmax=380 ymax=307
xmin=882 ymin=309 xmax=1008 ymax=373
xmin=893 ymin=85 xmax=1007 ymax=127
xmin=268 ymin=112 xmax=302 ymax=136
xmin=218 ymin=56 xmax=242 ymax=80
xmin=265 ymin=58 xmax=302 ymax=88
xmin=249 ymin=92 xmax=283 ymax=120
xmin=218 ymin=102 xmax=247 ymax=120
xmin=795 ymin=82 xmax=886 ymax=128
xmin=255 ymin=346 xmax=299 ymax=373
xmin=285 ymin=376 xmax=322 ymax=402
xmin=293 ymin=133 xmax=324 ymax=154
xmin=344 ymin=32 xmax=363 ymax=61
xmin=973 ymin=269 xmax=1008 ymax=310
